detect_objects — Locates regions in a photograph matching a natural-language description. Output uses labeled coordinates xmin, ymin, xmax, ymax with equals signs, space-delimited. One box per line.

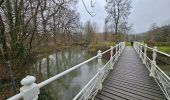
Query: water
xmin=4 ymin=46 xmax=107 ymax=100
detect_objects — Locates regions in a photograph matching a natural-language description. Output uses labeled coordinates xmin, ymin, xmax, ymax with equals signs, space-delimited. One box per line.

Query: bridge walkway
xmin=95 ymin=47 xmax=166 ymax=100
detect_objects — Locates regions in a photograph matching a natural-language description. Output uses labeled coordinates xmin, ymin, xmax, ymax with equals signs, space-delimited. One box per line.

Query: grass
xmin=154 ymin=46 xmax=170 ymax=77
xmin=91 ymin=42 xmax=116 ymax=48
xmin=125 ymin=42 xmax=131 ymax=46
xmin=158 ymin=46 xmax=170 ymax=54
xmin=88 ymin=41 xmax=136 ymax=54
xmin=87 ymin=42 xmax=116 ymax=55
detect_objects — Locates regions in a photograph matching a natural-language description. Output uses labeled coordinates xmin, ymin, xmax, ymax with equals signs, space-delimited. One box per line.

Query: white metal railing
xmin=133 ymin=42 xmax=170 ymax=100
xmin=8 ymin=42 xmax=125 ymax=100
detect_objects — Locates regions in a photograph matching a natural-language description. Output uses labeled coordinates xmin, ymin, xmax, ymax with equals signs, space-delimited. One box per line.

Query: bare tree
xmin=137 ymin=23 xmax=170 ymax=43
xmin=104 ymin=18 xmax=108 ymax=41
xmin=105 ymin=0 xmax=132 ymax=43
xmin=84 ymin=20 xmax=96 ymax=44
xmin=0 ymin=0 xmax=81 ymax=65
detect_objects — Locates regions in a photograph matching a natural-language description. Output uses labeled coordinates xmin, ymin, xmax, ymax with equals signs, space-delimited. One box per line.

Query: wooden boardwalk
xmin=95 ymin=47 xmax=166 ymax=100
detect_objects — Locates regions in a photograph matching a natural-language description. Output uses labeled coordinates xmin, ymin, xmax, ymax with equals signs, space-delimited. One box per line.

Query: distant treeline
xmin=135 ymin=24 xmax=170 ymax=45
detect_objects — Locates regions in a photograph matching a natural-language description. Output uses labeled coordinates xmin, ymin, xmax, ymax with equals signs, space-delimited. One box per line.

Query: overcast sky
xmin=77 ymin=0 xmax=170 ymax=33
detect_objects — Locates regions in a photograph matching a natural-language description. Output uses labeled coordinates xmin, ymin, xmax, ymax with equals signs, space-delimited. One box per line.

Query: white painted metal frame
xmin=7 ymin=42 xmax=125 ymax=100
xmin=133 ymin=42 xmax=170 ymax=100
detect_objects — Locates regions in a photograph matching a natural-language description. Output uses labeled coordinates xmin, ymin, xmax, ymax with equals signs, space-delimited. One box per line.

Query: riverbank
xmin=0 ymin=43 xmax=88 ymax=100
xmin=30 ymin=43 xmax=87 ymax=62
xmin=34 ymin=45 xmax=72 ymax=58
xmin=1 ymin=45 xmax=101 ymax=100
xmin=87 ymin=42 xmax=116 ymax=55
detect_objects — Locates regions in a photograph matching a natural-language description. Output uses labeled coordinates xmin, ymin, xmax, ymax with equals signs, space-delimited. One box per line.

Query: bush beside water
xmin=87 ymin=42 xmax=116 ymax=55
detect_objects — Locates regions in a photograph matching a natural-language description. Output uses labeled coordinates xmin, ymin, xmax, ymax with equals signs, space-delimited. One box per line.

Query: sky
xmin=77 ymin=0 xmax=170 ymax=34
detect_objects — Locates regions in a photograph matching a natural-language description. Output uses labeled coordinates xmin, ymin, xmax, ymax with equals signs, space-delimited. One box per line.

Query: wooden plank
xmin=107 ymin=74 xmax=156 ymax=82
xmin=106 ymin=76 xmax=159 ymax=87
xmin=98 ymin=91 xmax=127 ymax=100
xmin=102 ymin=85 xmax=150 ymax=100
xmin=105 ymin=78 xmax=163 ymax=93
xmin=104 ymin=81 xmax=165 ymax=99
xmin=93 ymin=98 xmax=100 ymax=100
xmin=95 ymin=93 xmax=115 ymax=100
xmin=95 ymin=47 xmax=166 ymax=100
xmin=100 ymin=87 xmax=139 ymax=100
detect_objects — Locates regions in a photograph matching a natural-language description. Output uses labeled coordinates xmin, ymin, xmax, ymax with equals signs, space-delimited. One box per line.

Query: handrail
xmin=101 ymin=45 xmax=118 ymax=55
xmin=73 ymin=72 xmax=99 ymax=100
xmin=73 ymin=42 xmax=125 ymax=100
xmin=8 ymin=42 xmax=125 ymax=100
xmin=38 ymin=55 xmax=98 ymax=88
xmin=147 ymin=46 xmax=170 ymax=57
xmin=139 ymin=42 xmax=170 ymax=57
xmin=73 ymin=59 xmax=111 ymax=100
xmin=156 ymin=50 xmax=170 ymax=57
xmin=133 ymin=42 xmax=170 ymax=100
xmin=8 ymin=55 xmax=98 ymax=100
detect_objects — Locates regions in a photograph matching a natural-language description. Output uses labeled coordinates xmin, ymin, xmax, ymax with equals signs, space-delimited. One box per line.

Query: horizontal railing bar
xmin=146 ymin=46 xmax=153 ymax=50
xmin=101 ymin=45 xmax=117 ymax=55
xmin=73 ymin=72 xmax=99 ymax=100
xmin=154 ymin=64 xmax=170 ymax=82
xmin=101 ymin=59 xmax=111 ymax=71
xmin=7 ymin=93 xmax=22 ymax=100
xmin=156 ymin=50 xmax=170 ymax=57
xmin=101 ymin=60 xmax=112 ymax=82
xmin=144 ymin=53 xmax=170 ymax=83
xmin=73 ymin=56 xmax=113 ymax=100
xmin=147 ymin=46 xmax=170 ymax=57
xmin=146 ymin=56 xmax=152 ymax=63
xmin=154 ymin=76 xmax=170 ymax=99
xmin=73 ymin=43 xmax=124 ymax=100
xmin=136 ymin=42 xmax=170 ymax=57
xmin=102 ymin=48 xmax=112 ymax=55
xmin=38 ymin=44 xmax=120 ymax=88
xmin=155 ymin=70 xmax=170 ymax=87
xmin=136 ymin=43 xmax=170 ymax=82
xmin=38 ymin=55 xmax=98 ymax=88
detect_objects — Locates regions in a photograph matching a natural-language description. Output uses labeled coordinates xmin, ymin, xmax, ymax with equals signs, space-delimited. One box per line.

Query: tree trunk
xmin=0 ymin=14 xmax=17 ymax=94
xmin=115 ymin=23 xmax=118 ymax=43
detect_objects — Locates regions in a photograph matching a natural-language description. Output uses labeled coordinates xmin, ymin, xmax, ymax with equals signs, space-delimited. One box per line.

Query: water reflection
xmin=18 ymin=46 xmax=106 ymax=100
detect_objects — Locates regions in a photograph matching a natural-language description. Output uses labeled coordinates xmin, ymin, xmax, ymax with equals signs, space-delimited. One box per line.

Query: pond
xmin=1 ymin=46 xmax=107 ymax=100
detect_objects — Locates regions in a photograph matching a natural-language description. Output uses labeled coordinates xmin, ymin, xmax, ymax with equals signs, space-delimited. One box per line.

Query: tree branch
xmin=82 ymin=0 xmax=96 ymax=17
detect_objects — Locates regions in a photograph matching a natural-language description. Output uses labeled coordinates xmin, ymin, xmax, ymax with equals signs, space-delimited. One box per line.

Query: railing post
xmin=150 ymin=46 xmax=157 ymax=78
xmin=120 ymin=42 xmax=123 ymax=53
xmin=143 ymin=44 xmax=147 ymax=64
xmin=117 ymin=43 xmax=119 ymax=56
xmin=20 ymin=75 xmax=40 ymax=100
xmin=135 ymin=42 xmax=137 ymax=49
xmin=115 ymin=44 xmax=118 ymax=61
xmin=119 ymin=43 xmax=121 ymax=56
xmin=133 ymin=42 xmax=135 ymax=50
xmin=123 ymin=42 xmax=125 ymax=49
xmin=110 ymin=46 xmax=113 ymax=69
xmin=123 ymin=42 xmax=125 ymax=51
xmin=138 ymin=43 xmax=140 ymax=54
xmin=139 ymin=44 xmax=143 ymax=58
xmin=133 ymin=42 xmax=135 ymax=48
xmin=97 ymin=50 xmax=102 ymax=90
xmin=136 ymin=42 xmax=138 ymax=53
xmin=83 ymin=90 xmax=89 ymax=100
